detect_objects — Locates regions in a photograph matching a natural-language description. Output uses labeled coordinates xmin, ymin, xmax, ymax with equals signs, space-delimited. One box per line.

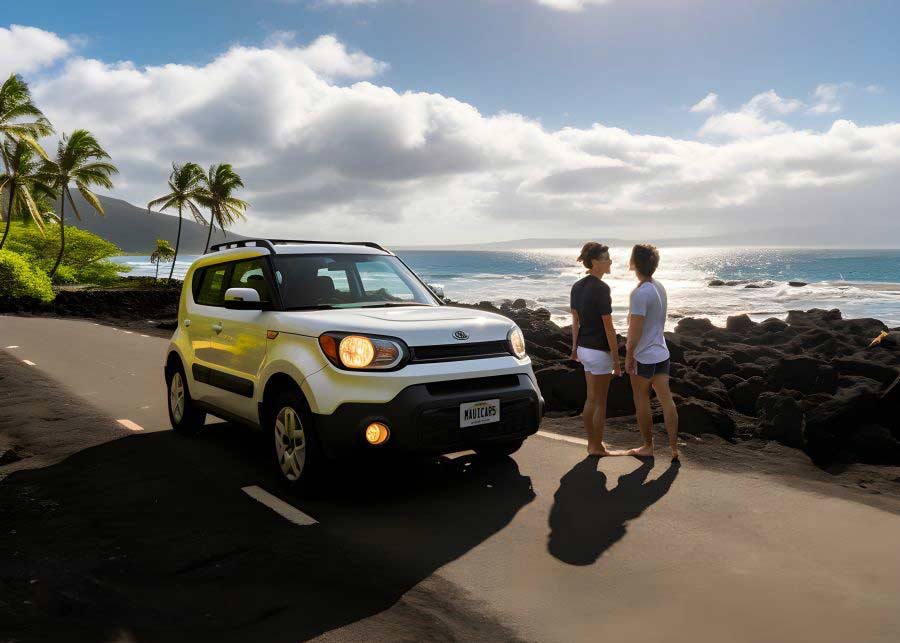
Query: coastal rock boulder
xmin=692 ymin=353 xmax=738 ymax=378
xmin=756 ymin=392 xmax=804 ymax=447
xmin=676 ymin=398 xmax=736 ymax=439
xmin=729 ymin=376 xmax=766 ymax=414
xmin=831 ymin=358 xmax=899 ymax=386
xmin=803 ymin=379 xmax=883 ymax=463
xmin=771 ymin=356 xmax=837 ymax=394
xmin=847 ymin=425 xmax=900 ymax=465
xmin=726 ymin=314 xmax=756 ymax=333
xmin=675 ymin=317 xmax=715 ymax=336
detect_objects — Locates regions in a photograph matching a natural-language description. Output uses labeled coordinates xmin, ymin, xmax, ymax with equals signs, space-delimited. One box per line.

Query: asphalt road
xmin=2 ymin=316 xmax=899 ymax=642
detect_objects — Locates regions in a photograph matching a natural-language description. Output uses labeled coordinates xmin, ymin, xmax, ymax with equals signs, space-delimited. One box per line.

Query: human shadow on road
xmin=547 ymin=457 xmax=679 ymax=566
xmin=0 ymin=422 xmax=535 ymax=642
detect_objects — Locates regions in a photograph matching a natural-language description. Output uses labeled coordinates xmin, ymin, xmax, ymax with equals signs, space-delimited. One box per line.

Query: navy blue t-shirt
xmin=570 ymin=275 xmax=613 ymax=351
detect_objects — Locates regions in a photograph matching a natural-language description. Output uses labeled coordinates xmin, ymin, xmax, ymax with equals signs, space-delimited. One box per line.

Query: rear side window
xmin=229 ymin=259 xmax=272 ymax=303
xmin=194 ymin=264 xmax=228 ymax=306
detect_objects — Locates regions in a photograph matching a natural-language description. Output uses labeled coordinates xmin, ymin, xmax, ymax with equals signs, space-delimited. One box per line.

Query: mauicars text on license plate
xmin=460 ymin=399 xmax=500 ymax=428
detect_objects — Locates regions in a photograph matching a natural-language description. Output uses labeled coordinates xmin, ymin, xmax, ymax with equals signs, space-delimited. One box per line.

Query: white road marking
xmin=140 ymin=334 xmax=150 ymax=338
xmin=242 ymin=486 xmax=318 ymax=526
xmin=117 ymin=419 xmax=144 ymax=432
xmin=22 ymin=359 xmax=36 ymax=366
xmin=5 ymin=345 xmax=19 ymax=349
xmin=537 ymin=430 xmax=588 ymax=446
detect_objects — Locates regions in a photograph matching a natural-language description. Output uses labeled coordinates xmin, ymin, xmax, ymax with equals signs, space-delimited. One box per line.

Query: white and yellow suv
xmin=164 ymin=239 xmax=543 ymax=486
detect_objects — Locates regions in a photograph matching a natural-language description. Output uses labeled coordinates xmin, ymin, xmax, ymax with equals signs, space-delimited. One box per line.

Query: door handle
xmin=212 ymin=322 xmax=223 ymax=334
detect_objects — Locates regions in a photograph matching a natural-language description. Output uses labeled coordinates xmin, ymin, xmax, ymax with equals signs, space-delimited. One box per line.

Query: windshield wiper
xmin=284 ymin=304 xmax=338 ymax=311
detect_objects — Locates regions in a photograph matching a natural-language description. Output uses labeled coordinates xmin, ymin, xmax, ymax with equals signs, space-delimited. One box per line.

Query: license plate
xmin=460 ymin=399 xmax=500 ymax=428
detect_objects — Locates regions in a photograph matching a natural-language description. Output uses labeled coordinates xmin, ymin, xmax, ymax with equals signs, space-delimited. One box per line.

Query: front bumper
xmin=312 ymin=374 xmax=543 ymax=457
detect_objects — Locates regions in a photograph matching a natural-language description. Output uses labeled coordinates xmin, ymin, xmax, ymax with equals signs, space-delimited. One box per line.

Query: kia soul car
xmin=164 ymin=239 xmax=544 ymax=486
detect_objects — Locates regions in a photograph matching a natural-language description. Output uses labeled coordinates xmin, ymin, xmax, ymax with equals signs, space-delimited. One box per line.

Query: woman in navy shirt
xmin=570 ymin=242 xmax=622 ymax=456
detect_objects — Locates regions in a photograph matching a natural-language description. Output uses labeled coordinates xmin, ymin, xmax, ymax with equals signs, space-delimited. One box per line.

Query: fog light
xmin=365 ymin=422 xmax=390 ymax=445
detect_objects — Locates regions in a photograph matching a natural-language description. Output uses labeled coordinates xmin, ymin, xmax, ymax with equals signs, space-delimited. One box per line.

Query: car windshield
xmin=273 ymin=253 xmax=440 ymax=310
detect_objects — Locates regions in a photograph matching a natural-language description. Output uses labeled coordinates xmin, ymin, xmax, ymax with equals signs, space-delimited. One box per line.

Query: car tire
xmin=474 ymin=438 xmax=525 ymax=460
xmin=166 ymin=363 xmax=206 ymax=434
xmin=267 ymin=389 xmax=322 ymax=489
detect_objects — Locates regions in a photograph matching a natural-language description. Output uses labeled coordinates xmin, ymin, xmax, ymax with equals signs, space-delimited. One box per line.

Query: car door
xmin=185 ymin=263 xmax=230 ymax=402
xmin=204 ymin=257 xmax=273 ymax=418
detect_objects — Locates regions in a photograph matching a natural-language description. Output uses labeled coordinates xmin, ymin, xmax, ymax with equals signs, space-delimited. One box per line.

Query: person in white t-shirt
xmin=624 ymin=244 xmax=680 ymax=463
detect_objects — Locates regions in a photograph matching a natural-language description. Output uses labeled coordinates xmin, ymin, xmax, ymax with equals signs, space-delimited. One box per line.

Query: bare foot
xmin=587 ymin=443 xmax=617 ymax=457
xmin=671 ymin=448 xmax=680 ymax=463
xmin=627 ymin=445 xmax=654 ymax=458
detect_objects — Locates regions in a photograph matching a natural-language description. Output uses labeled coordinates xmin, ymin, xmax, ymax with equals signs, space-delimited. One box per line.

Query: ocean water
xmin=112 ymin=247 xmax=900 ymax=329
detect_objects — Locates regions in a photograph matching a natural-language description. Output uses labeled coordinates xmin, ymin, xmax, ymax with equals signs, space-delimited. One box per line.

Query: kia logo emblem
xmin=453 ymin=330 xmax=469 ymax=341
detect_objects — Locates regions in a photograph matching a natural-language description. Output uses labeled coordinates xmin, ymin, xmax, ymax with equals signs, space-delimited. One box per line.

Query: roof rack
xmin=207 ymin=239 xmax=390 ymax=254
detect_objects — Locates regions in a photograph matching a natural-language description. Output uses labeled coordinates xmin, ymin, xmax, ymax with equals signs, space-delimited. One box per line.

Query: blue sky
xmin=11 ymin=0 xmax=898 ymax=135
xmin=3 ymin=1 xmax=899 ymax=244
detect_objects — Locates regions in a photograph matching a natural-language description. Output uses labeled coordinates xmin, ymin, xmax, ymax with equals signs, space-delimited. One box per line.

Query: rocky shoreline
xmin=461 ymin=298 xmax=900 ymax=467
xmin=3 ymin=283 xmax=898 ymax=467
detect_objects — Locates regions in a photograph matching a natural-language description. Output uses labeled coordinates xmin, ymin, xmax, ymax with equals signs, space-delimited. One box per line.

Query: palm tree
xmin=39 ymin=130 xmax=118 ymax=278
xmin=150 ymin=238 xmax=176 ymax=280
xmin=147 ymin=162 xmax=206 ymax=279
xmin=0 ymin=74 xmax=53 ymax=156
xmin=198 ymin=164 xmax=248 ymax=253
xmin=0 ymin=140 xmax=56 ymax=249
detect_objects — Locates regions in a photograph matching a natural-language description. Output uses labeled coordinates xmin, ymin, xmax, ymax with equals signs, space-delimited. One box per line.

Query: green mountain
xmin=66 ymin=193 xmax=246 ymax=254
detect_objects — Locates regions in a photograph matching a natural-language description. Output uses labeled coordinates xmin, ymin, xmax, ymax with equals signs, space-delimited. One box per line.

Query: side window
xmin=229 ymin=259 xmax=272 ymax=303
xmin=195 ymin=264 xmax=228 ymax=306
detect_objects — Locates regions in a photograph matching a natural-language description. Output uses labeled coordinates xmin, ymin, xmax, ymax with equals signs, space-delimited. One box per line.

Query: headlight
xmin=319 ymin=332 xmax=406 ymax=370
xmin=508 ymin=326 xmax=526 ymax=359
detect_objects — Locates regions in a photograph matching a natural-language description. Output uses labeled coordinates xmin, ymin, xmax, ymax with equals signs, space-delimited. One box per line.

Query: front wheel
xmin=268 ymin=390 xmax=322 ymax=488
xmin=166 ymin=364 xmax=206 ymax=434
xmin=474 ymin=439 xmax=525 ymax=460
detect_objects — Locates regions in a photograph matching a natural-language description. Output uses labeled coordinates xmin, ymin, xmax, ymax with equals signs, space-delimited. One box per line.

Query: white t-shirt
xmin=629 ymin=280 xmax=670 ymax=364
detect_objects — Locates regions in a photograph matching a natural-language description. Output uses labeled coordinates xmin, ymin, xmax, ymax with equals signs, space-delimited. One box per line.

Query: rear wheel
xmin=166 ymin=363 xmax=206 ymax=434
xmin=268 ymin=389 xmax=322 ymax=488
xmin=474 ymin=438 xmax=525 ymax=460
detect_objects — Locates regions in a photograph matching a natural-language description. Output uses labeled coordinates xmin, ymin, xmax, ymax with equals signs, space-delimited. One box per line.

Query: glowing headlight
xmin=339 ymin=335 xmax=375 ymax=368
xmin=508 ymin=326 xmax=526 ymax=358
xmin=319 ymin=332 xmax=405 ymax=370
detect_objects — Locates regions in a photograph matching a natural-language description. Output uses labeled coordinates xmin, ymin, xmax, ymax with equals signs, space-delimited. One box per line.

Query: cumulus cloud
xmin=698 ymin=90 xmax=804 ymax=140
xmin=0 ymin=24 xmax=72 ymax=78
xmin=533 ymin=0 xmax=613 ymax=9
xmin=807 ymin=83 xmax=847 ymax=115
xmin=19 ymin=28 xmax=900 ymax=243
xmin=690 ymin=92 xmax=720 ymax=113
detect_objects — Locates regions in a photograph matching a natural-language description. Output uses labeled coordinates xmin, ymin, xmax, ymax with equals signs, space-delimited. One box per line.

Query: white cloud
xmin=0 ymin=24 xmax=72 ymax=78
xmin=698 ymin=90 xmax=802 ymax=140
xmin=534 ymin=0 xmax=613 ymax=9
xmin=864 ymin=84 xmax=885 ymax=95
xmin=807 ymin=83 xmax=846 ymax=115
xmin=20 ymin=29 xmax=900 ymax=244
xmin=690 ymin=92 xmax=720 ymax=113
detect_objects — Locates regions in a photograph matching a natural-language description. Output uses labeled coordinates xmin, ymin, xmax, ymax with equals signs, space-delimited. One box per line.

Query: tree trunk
xmin=155 ymin=258 xmax=160 ymax=280
xmin=204 ymin=211 xmax=215 ymax=253
xmin=169 ymin=203 xmax=183 ymax=280
xmin=49 ymin=190 xmax=66 ymax=278
xmin=0 ymin=184 xmax=12 ymax=251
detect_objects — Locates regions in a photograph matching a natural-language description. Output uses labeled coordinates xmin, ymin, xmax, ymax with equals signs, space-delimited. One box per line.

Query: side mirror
xmin=224 ymin=287 xmax=263 ymax=310
xmin=427 ymin=283 xmax=445 ymax=299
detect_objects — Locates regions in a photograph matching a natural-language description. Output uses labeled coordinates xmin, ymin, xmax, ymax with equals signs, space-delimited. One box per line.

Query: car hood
xmin=271 ymin=305 xmax=516 ymax=345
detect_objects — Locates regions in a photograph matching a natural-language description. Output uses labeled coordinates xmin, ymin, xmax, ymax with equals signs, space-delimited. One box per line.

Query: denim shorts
xmin=636 ymin=358 xmax=670 ymax=379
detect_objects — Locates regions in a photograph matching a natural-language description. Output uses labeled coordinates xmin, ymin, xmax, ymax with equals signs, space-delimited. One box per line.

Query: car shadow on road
xmin=0 ymin=422 xmax=535 ymax=642
xmin=547 ymin=457 xmax=679 ymax=566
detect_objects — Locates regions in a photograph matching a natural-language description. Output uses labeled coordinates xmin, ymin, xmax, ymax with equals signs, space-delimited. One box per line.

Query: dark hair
xmin=577 ymin=241 xmax=610 ymax=270
xmin=630 ymin=243 xmax=660 ymax=277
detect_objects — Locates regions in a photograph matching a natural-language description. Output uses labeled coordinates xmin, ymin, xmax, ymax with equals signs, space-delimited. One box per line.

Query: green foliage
xmin=0 ymin=249 xmax=54 ymax=301
xmin=150 ymin=238 xmax=176 ymax=264
xmin=5 ymin=220 xmax=128 ymax=285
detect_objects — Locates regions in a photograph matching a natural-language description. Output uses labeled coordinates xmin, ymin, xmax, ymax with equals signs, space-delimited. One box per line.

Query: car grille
xmin=425 ymin=375 xmax=521 ymax=396
xmin=418 ymin=397 xmax=539 ymax=449
xmin=410 ymin=340 xmax=511 ymax=363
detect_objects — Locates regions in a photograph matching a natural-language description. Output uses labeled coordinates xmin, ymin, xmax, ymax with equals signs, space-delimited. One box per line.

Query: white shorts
xmin=576 ymin=346 xmax=614 ymax=375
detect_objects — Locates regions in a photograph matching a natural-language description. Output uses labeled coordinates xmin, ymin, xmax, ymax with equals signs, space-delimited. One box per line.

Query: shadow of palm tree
xmin=547 ymin=457 xmax=679 ymax=566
